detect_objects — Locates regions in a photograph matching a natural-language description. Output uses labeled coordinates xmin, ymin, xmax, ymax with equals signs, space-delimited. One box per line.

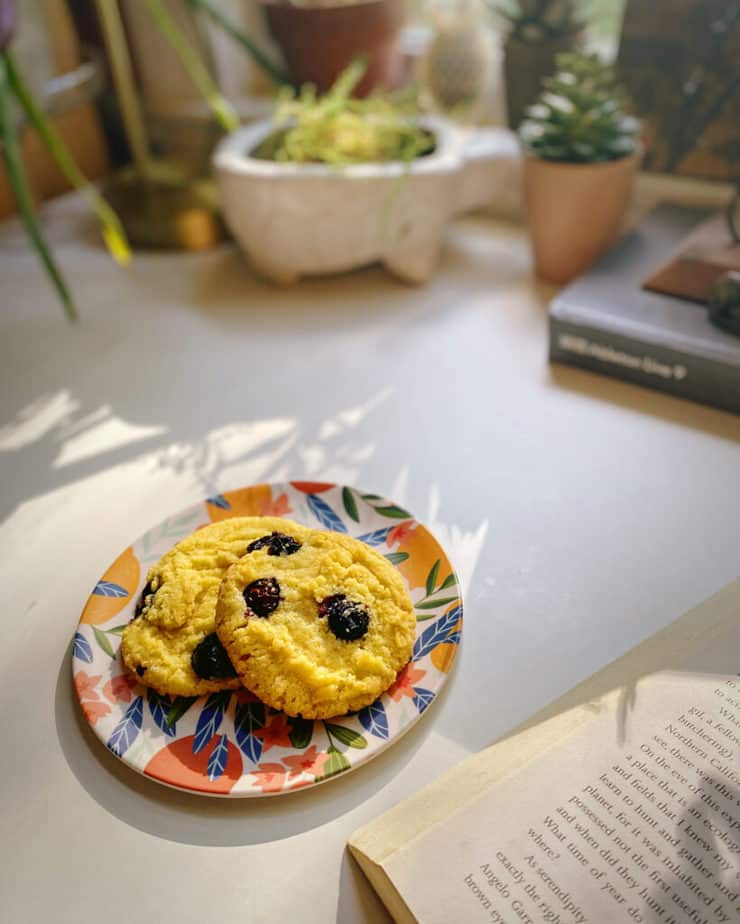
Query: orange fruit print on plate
xmin=72 ymin=483 xmax=463 ymax=797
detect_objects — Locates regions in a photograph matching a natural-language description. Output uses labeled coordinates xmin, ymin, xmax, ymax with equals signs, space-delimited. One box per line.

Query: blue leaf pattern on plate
xmin=358 ymin=700 xmax=389 ymax=740
xmin=413 ymin=687 xmax=435 ymax=714
xmin=413 ymin=605 xmax=462 ymax=661
xmin=107 ymin=696 xmax=143 ymax=757
xmin=148 ymin=690 xmax=176 ymax=737
xmin=73 ymin=631 xmax=93 ymax=663
xmin=234 ymin=702 xmax=266 ymax=764
xmin=356 ymin=527 xmax=393 ymax=547
xmin=207 ymin=494 xmax=231 ymax=509
xmin=193 ymin=691 xmax=231 ymax=754
xmin=307 ymin=494 xmax=347 ymax=533
xmin=93 ymin=580 xmax=129 ymax=598
xmin=207 ymin=734 xmax=229 ymax=781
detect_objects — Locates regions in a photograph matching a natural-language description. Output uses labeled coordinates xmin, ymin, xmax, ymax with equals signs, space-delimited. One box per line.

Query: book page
xmin=383 ymin=624 xmax=740 ymax=924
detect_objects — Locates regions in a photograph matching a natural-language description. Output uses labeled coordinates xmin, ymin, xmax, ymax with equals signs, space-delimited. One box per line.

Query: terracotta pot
xmin=260 ymin=0 xmax=406 ymax=96
xmin=523 ymin=150 xmax=641 ymax=285
xmin=504 ymin=32 xmax=581 ymax=130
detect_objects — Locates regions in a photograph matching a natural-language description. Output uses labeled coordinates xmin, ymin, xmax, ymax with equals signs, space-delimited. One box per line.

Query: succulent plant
xmin=490 ymin=0 xmax=583 ymax=42
xmin=519 ymin=52 xmax=640 ymax=163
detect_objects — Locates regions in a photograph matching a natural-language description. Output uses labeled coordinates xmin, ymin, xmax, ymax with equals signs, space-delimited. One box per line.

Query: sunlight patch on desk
xmin=390 ymin=466 xmax=410 ymax=508
xmin=388 ymin=470 xmax=488 ymax=599
xmin=0 ymin=390 xmax=80 ymax=451
xmin=319 ymin=387 xmax=394 ymax=441
xmin=54 ymin=414 xmax=168 ymax=468
xmin=424 ymin=483 xmax=489 ymax=599
xmin=154 ymin=418 xmax=298 ymax=492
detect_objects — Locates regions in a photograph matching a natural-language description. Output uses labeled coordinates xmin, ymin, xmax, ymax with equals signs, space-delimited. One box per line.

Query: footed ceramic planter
xmin=212 ymin=119 xmax=518 ymax=285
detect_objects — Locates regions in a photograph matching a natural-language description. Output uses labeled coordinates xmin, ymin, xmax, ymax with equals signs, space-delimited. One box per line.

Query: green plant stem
xmin=0 ymin=53 xmax=77 ymax=321
xmin=143 ymin=0 xmax=239 ymax=133
xmin=5 ymin=51 xmax=131 ymax=265
xmin=184 ymin=0 xmax=292 ymax=87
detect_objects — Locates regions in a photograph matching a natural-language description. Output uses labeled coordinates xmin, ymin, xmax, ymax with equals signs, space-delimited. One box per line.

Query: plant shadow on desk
xmin=0 ymin=216 xmax=513 ymax=530
xmin=0 ymin=337 xmax=393 ymax=532
xmin=642 ymin=784 xmax=735 ymax=921
xmin=54 ymin=640 xmax=455 ymax=847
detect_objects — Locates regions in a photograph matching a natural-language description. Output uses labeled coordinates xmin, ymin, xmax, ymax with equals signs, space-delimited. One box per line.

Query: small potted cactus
xmin=490 ymin=0 xmax=584 ymax=129
xmin=520 ymin=52 xmax=641 ymax=284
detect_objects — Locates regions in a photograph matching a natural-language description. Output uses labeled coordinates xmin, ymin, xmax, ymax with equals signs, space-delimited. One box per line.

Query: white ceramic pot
xmin=212 ymin=118 xmax=519 ymax=284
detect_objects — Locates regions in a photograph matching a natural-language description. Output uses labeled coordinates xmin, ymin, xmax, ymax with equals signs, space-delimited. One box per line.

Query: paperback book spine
xmin=549 ymin=314 xmax=740 ymax=416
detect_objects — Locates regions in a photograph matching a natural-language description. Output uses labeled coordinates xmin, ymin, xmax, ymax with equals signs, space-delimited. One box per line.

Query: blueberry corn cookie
xmin=120 ymin=517 xmax=312 ymax=697
xmin=215 ymin=530 xmax=415 ymax=718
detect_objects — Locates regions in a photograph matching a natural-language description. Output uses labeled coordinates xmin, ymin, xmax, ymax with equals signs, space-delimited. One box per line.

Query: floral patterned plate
xmin=72 ymin=482 xmax=463 ymax=797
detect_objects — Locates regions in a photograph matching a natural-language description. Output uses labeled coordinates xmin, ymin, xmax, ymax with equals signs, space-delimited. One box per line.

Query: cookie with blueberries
xmin=215 ymin=530 xmax=415 ymax=719
xmin=120 ymin=517 xmax=311 ymax=697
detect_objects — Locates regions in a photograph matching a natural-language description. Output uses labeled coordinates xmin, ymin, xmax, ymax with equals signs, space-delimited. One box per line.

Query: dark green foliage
xmin=490 ymin=0 xmax=583 ymax=41
xmin=519 ymin=52 xmax=639 ymax=163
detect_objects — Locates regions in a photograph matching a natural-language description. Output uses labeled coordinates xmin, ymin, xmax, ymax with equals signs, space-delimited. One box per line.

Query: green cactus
xmin=490 ymin=0 xmax=583 ymax=41
xmin=519 ymin=52 xmax=640 ymax=163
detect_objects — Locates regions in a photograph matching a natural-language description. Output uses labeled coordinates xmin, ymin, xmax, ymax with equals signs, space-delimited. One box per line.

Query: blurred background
xmin=0 ymin=0 xmax=633 ymax=219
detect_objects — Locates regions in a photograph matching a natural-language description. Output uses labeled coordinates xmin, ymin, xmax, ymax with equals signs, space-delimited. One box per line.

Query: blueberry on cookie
xmin=215 ymin=530 xmax=415 ymax=718
xmin=120 ymin=516 xmax=310 ymax=697
xmin=318 ymin=594 xmax=370 ymax=641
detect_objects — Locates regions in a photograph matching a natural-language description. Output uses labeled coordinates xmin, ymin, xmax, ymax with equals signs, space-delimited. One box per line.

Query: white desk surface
xmin=1 ymin=194 xmax=739 ymax=924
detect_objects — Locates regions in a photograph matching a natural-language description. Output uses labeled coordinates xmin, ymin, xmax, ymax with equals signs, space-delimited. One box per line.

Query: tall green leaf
xmin=144 ymin=0 xmax=238 ymax=133
xmin=184 ymin=0 xmax=291 ymax=86
xmin=5 ymin=51 xmax=130 ymax=266
xmin=0 ymin=54 xmax=76 ymax=320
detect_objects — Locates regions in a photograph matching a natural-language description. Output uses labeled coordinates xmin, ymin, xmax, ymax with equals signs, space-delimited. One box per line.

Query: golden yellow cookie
xmin=215 ymin=530 xmax=415 ymax=718
xmin=120 ymin=517 xmax=312 ymax=697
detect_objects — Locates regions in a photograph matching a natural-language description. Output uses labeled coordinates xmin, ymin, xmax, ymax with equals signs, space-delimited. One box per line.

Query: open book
xmin=349 ymin=579 xmax=740 ymax=923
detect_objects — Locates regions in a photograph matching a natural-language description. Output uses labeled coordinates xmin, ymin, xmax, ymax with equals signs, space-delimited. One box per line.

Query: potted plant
xmin=259 ymin=0 xmax=407 ymax=96
xmin=212 ymin=60 xmax=514 ymax=283
xmin=520 ymin=52 xmax=641 ymax=284
xmin=489 ymin=0 xmax=584 ymax=129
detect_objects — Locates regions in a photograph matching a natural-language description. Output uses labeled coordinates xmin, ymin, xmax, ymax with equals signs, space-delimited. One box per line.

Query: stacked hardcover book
xmin=548 ymin=204 xmax=740 ymax=416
